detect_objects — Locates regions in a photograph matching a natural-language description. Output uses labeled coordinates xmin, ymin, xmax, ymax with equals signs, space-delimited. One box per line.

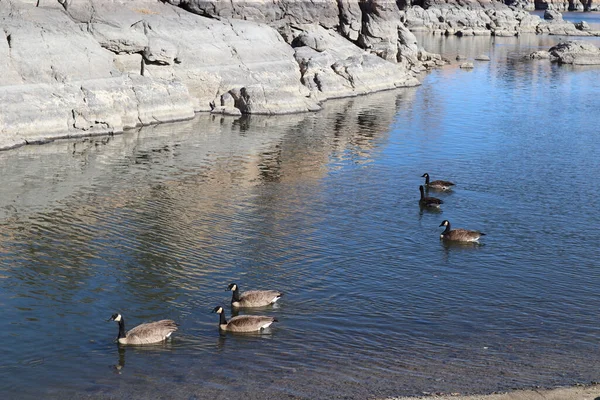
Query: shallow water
xmin=1 ymin=34 xmax=600 ymax=399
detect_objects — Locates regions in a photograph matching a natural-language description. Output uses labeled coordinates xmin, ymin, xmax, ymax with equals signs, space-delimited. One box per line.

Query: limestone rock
xmin=475 ymin=54 xmax=491 ymax=61
xmin=460 ymin=62 xmax=474 ymax=69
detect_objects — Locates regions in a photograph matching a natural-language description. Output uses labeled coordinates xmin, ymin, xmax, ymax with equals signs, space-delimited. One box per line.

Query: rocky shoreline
xmin=389 ymin=382 xmax=600 ymax=400
xmin=0 ymin=0 xmax=596 ymax=150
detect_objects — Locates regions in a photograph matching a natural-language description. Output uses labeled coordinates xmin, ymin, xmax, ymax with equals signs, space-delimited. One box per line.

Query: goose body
xmin=422 ymin=173 xmax=455 ymax=190
xmin=228 ymin=283 xmax=283 ymax=308
xmin=109 ymin=313 xmax=178 ymax=345
xmin=212 ymin=306 xmax=278 ymax=333
xmin=419 ymin=185 xmax=443 ymax=208
xmin=439 ymin=220 xmax=485 ymax=242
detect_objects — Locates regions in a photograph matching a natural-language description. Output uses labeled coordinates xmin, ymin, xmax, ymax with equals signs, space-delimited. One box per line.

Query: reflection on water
xmin=1 ymin=34 xmax=600 ymax=399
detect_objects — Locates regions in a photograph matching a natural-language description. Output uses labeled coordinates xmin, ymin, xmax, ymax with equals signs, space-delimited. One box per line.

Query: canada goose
xmin=422 ymin=173 xmax=455 ymax=190
xmin=228 ymin=283 xmax=283 ymax=308
xmin=419 ymin=185 xmax=443 ymax=208
xmin=212 ymin=306 xmax=278 ymax=333
xmin=439 ymin=220 xmax=485 ymax=242
xmin=108 ymin=313 xmax=178 ymax=345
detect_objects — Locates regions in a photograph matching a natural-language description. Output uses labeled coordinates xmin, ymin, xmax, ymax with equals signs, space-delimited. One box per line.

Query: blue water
xmin=1 ymin=34 xmax=599 ymax=399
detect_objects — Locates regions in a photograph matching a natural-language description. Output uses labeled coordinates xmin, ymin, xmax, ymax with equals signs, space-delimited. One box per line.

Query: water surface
xmin=1 ymin=34 xmax=600 ymax=399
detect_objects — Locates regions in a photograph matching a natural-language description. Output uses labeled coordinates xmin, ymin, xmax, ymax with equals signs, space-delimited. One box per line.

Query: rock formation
xmin=526 ymin=40 xmax=600 ymax=63
xmin=0 ymin=0 xmax=448 ymax=149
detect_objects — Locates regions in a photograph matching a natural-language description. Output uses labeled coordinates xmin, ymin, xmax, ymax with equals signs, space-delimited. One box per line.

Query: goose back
xmin=233 ymin=290 xmax=283 ymax=308
xmin=120 ymin=320 xmax=178 ymax=345
xmin=222 ymin=315 xmax=278 ymax=333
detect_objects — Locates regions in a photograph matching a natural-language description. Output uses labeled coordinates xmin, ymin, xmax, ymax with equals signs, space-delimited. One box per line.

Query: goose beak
xmin=107 ymin=317 xmax=114 ymax=322
xmin=439 ymin=222 xmax=444 ymax=227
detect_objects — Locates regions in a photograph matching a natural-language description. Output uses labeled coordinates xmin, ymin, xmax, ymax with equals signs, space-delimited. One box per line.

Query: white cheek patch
xmin=115 ymin=314 xmax=122 ymax=322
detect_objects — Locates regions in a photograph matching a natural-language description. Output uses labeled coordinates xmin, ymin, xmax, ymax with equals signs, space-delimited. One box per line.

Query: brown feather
xmin=232 ymin=290 xmax=283 ymax=308
xmin=441 ymin=228 xmax=484 ymax=242
xmin=221 ymin=315 xmax=278 ymax=333
xmin=119 ymin=320 xmax=178 ymax=345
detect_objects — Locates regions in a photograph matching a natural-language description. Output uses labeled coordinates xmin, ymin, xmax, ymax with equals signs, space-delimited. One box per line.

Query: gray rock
xmin=292 ymin=25 xmax=419 ymax=101
xmin=548 ymin=40 xmax=600 ymax=64
xmin=475 ymin=54 xmax=491 ymax=61
xmin=460 ymin=62 xmax=475 ymax=69
xmin=544 ymin=9 xmax=563 ymax=21
xmin=143 ymin=37 xmax=178 ymax=65
xmin=525 ymin=50 xmax=551 ymax=59
xmin=1 ymin=0 xmax=448 ymax=147
xmin=575 ymin=21 xmax=591 ymax=31
xmin=0 ymin=75 xmax=195 ymax=149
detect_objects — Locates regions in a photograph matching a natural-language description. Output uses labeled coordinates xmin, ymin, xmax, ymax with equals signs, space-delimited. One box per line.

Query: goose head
xmin=212 ymin=306 xmax=224 ymax=314
xmin=108 ymin=313 xmax=122 ymax=322
xmin=421 ymin=173 xmax=429 ymax=178
xmin=227 ymin=283 xmax=238 ymax=292
xmin=439 ymin=220 xmax=450 ymax=227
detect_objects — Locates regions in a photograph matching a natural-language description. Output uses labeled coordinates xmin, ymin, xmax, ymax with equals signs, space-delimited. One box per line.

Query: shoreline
xmin=1 ymin=0 xmax=593 ymax=151
xmin=389 ymin=383 xmax=600 ymax=400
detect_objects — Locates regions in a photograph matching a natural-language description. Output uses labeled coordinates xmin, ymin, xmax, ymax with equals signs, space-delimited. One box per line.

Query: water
xmin=531 ymin=10 xmax=600 ymax=29
xmin=1 ymin=34 xmax=600 ymax=399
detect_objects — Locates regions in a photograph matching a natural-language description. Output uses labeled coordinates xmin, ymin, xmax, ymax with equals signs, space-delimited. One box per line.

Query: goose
xmin=212 ymin=306 xmax=278 ymax=333
xmin=419 ymin=185 xmax=443 ymax=208
xmin=108 ymin=313 xmax=178 ymax=345
xmin=422 ymin=173 xmax=455 ymax=190
xmin=228 ymin=283 xmax=283 ymax=308
xmin=439 ymin=220 xmax=485 ymax=242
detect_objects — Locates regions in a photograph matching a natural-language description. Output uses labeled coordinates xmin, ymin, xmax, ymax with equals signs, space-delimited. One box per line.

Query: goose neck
xmin=231 ymin=288 xmax=241 ymax=302
xmin=117 ymin=318 xmax=126 ymax=339
xmin=219 ymin=312 xmax=228 ymax=326
xmin=443 ymin=223 xmax=451 ymax=234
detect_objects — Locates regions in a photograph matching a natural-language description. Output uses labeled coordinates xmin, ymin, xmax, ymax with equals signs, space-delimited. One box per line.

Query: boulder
xmin=475 ymin=54 xmax=491 ymax=61
xmin=543 ymin=9 xmax=563 ymax=21
xmin=460 ymin=62 xmax=474 ymax=69
xmin=548 ymin=40 xmax=600 ymax=64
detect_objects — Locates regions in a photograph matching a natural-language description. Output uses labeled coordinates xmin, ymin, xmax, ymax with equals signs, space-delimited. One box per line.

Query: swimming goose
xmin=228 ymin=283 xmax=283 ymax=308
xmin=422 ymin=173 xmax=455 ymax=190
xmin=108 ymin=313 xmax=178 ymax=345
xmin=212 ymin=306 xmax=278 ymax=333
xmin=439 ymin=220 xmax=485 ymax=242
xmin=419 ymin=185 xmax=443 ymax=208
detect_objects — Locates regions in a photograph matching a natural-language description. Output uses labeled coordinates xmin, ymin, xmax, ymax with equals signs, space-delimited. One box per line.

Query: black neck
xmin=443 ymin=223 xmax=451 ymax=234
xmin=117 ymin=319 xmax=126 ymax=339
xmin=231 ymin=288 xmax=241 ymax=302
xmin=419 ymin=186 xmax=425 ymax=199
xmin=425 ymin=175 xmax=430 ymax=185
xmin=219 ymin=312 xmax=228 ymax=325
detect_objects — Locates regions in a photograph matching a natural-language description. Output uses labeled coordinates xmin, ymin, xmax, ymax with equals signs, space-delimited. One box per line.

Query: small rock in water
xmin=460 ymin=62 xmax=474 ymax=69
xmin=475 ymin=55 xmax=490 ymax=61
xmin=456 ymin=54 xmax=467 ymax=61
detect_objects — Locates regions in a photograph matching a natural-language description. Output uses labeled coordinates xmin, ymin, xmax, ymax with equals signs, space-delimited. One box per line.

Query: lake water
xmin=1 ymin=33 xmax=600 ymax=399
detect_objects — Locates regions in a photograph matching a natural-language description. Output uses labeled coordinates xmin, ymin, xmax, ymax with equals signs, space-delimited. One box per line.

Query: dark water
xmin=1 ymin=34 xmax=600 ymax=399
